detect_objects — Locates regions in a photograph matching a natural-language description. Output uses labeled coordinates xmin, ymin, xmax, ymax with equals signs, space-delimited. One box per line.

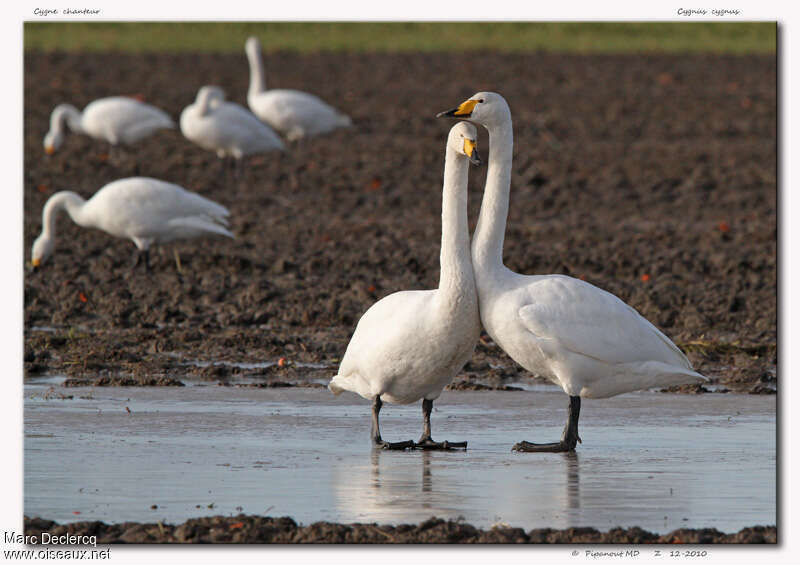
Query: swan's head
xmin=448 ymin=122 xmax=481 ymax=166
xmin=31 ymin=233 xmax=54 ymax=269
xmin=43 ymin=130 xmax=63 ymax=155
xmin=197 ymin=85 xmax=226 ymax=107
xmin=437 ymin=91 xmax=510 ymax=129
xmin=245 ymin=36 xmax=261 ymax=55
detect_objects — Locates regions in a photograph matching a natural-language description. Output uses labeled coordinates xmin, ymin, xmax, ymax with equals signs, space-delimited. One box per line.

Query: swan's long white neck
xmin=50 ymin=104 xmax=83 ymax=135
xmin=41 ymin=191 xmax=89 ymax=239
xmin=438 ymin=145 xmax=473 ymax=299
xmin=246 ymin=45 xmax=266 ymax=98
xmin=471 ymin=112 xmax=513 ymax=273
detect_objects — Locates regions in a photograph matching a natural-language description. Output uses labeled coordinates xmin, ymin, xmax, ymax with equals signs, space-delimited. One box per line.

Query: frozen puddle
xmin=24 ymin=381 xmax=775 ymax=533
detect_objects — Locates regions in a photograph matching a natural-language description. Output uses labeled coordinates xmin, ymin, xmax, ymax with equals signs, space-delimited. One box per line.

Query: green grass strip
xmin=24 ymin=22 xmax=776 ymax=54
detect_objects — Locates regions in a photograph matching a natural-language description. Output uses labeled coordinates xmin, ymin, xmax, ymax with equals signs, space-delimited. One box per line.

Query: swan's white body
xmin=245 ymin=37 xmax=352 ymax=141
xmin=329 ymin=123 xmax=481 ymax=405
xmin=451 ymin=92 xmax=705 ymax=399
xmin=180 ymin=86 xmax=285 ymax=159
xmin=31 ymin=177 xmax=232 ymax=266
xmin=44 ymin=97 xmax=174 ymax=154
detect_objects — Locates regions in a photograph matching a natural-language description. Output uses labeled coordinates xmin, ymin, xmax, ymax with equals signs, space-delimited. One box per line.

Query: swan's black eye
xmin=478 ymin=99 xmax=485 ymax=103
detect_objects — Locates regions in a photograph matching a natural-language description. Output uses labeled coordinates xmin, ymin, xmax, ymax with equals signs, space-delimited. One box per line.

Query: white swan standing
xmin=31 ymin=177 xmax=233 ymax=271
xmin=329 ymin=122 xmax=482 ymax=450
xmin=245 ymin=36 xmax=352 ymax=141
xmin=438 ymin=92 xmax=707 ymax=452
xmin=44 ymin=97 xmax=174 ymax=154
xmin=180 ymin=85 xmax=285 ymax=161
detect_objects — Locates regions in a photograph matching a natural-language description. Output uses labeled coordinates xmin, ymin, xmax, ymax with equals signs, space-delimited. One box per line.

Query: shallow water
xmin=24 ymin=378 xmax=776 ymax=533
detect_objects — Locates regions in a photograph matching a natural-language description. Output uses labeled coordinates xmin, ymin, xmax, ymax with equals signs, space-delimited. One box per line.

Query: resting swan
xmin=31 ymin=177 xmax=233 ymax=271
xmin=329 ymin=122 xmax=482 ymax=450
xmin=44 ymin=97 xmax=174 ymax=154
xmin=180 ymin=85 xmax=285 ymax=160
xmin=245 ymin=36 xmax=352 ymax=141
xmin=438 ymin=92 xmax=707 ymax=452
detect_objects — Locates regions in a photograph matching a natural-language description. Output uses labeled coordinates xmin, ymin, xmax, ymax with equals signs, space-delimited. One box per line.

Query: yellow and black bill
xmin=436 ymin=99 xmax=479 ymax=119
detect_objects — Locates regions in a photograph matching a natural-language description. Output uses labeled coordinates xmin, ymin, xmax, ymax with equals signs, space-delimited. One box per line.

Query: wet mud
xmin=23 ymin=51 xmax=776 ymax=393
xmin=24 ymin=515 xmax=776 ymax=544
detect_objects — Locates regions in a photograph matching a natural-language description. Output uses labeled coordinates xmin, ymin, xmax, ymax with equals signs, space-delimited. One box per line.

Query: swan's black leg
xmin=413 ymin=398 xmax=467 ymax=450
xmin=513 ymin=395 xmax=582 ymax=453
xmin=371 ymin=396 xmax=414 ymax=450
xmin=131 ymin=248 xmax=150 ymax=272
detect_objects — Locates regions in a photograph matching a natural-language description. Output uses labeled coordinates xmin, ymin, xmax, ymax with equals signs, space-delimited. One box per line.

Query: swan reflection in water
xmin=332 ymin=449 xmax=582 ymax=528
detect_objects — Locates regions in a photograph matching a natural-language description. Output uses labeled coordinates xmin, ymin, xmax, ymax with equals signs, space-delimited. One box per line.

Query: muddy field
xmin=23 ymin=50 xmax=776 ymax=392
xmin=24 ymin=515 xmax=776 ymax=544
xmin=21 ymin=50 xmax=777 ymax=544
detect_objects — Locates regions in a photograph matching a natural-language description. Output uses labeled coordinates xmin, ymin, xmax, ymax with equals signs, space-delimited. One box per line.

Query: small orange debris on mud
xmin=97 ymin=153 xmax=109 ymax=162
xmin=367 ymin=177 xmax=382 ymax=191
xmin=641 ymin=274 xmax=651 ymax=282
xmin=657 ymin=72 xmax=674 ymax=85
xmin=718 ymin=221 xmax=731 ymax=233
xmin=229 ymin=522 xmax=245 ymax=530
xmin=367 ymin=284 xmax=376 ymax=293
xmin=277 ymin=357 xmax=287 ymax=367
xmin=36 ymin=184 xmax=49 ymax=193
xmin=78 ymin=292 xmax=88 ymax=303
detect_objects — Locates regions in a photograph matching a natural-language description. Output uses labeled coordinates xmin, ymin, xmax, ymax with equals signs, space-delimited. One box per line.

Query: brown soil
xmin=24 ymin=50 xmax=776 ymax=392
xmin=23 ymin=515 xmax=776 ymax=544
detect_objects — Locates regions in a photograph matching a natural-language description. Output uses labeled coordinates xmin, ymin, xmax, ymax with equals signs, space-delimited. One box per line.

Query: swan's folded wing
xmin=517 ymin=277 xmax=691 ymax=368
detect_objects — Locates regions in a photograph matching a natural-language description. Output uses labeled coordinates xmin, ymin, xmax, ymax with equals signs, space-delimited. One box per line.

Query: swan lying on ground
xmin=31 ymin=177 xmax=232 ymax=271
xmin=245 ymin=36 xmax=352 ymax=141
xmin=180 ymin=85 xmax=285 ymax=160
xmin=329 ymin=122 xmax=482 ymax=450
xmin=44 ymin=97 xmax=174 ymax=154
xmin=438 ymin=92 xmax=707 ymax=452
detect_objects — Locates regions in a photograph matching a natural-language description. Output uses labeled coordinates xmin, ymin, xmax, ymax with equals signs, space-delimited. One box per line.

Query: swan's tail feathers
xmin=123 ymin=115 xmax=175 ymax=144
xmin=582 ymin=362 xmax=708 ymax=399
xmin=167 ymin=216 xmax=234 ymax=240
xmin=338 ymin=113 xmax=353 ymax=127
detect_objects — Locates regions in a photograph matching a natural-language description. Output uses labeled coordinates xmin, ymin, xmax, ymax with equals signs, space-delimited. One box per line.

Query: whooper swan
xmin=31 ymin=177 xmax=233 ymax=271
xmin=44 ymin=97 xmax=174 ymax=155
xmin=329 ymin=122 xmax=482 ymax=450
xmin=245 ymin=36 xmax=352 ymax=142
xmin=438 ymin=92 xmax=707 ymax=452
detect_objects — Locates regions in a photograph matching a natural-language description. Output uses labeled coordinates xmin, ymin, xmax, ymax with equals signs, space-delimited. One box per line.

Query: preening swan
xmin=438 ymin=92 xmax=707 ymax=452
xmin=180 ymin=85 xmax=285 ymax=160
xmin=245 ymin=36 xmax=352 ymax=141
xmin=31 ymin=177 xmax=233 ymax=271
xmin=329 ymin=122 xmax=482 ymax=450
xmin=44 ymin=97 xmax=174 ymax=154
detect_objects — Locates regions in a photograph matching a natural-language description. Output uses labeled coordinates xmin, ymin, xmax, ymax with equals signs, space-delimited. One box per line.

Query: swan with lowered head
xmin=31 ymin=177 xmax=233 ymax=271
xmin=438 ymin=92 xmax=707 ymax=452
xmin=245 ymin=36 xmax=352 ymax=141
xmin=44 ymin=97 xmax=174 ymax=154
xmin=180 ymin=85 xmax=285 ymax=160
xmin=329 ymin=122 xmax=482 ymax=450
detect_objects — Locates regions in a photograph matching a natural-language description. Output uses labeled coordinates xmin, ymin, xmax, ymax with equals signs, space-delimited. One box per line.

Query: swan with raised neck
xmin=244 ymin=36 xmax=352 ymax=141
xmin=328 ymin=122 xmax=482 ymax=450
xmin=439 ymin=92 xmax=707 ymax=452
